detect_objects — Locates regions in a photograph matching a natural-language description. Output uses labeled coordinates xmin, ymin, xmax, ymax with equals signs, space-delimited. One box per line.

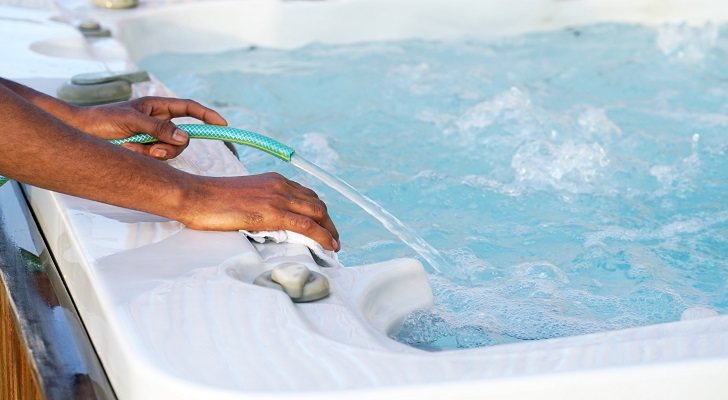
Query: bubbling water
xmin=141 ymin=22 xmax=728 ymax=350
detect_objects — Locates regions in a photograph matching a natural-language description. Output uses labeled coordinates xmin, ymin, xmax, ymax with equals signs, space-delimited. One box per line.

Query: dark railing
xmin=0 ymin=182 xmax=115 ymax=400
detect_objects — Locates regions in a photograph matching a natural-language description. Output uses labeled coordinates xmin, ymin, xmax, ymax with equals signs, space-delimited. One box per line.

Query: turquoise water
xmin=141 ymin=23 xmax=728 ymax=350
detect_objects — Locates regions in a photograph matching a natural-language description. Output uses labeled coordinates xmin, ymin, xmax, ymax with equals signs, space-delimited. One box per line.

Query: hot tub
xmin=4 ymin=0 xmax=728 ymax=399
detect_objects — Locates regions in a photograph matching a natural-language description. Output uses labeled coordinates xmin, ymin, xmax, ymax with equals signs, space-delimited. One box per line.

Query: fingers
xmin=144 ymin=116 xmax=188 ymax=146
xmin=183 ymin=173 xmax=340 ymax=251
xmin=122 ymin=97 xmax=226 ymax=160
xmin=260 ymin=173 xmax=340 ymax=250
xmin=285 ymin=196 xmax=340 ymax=245
xmin=121 ymin=142 xmax=184 ymax=160
xmin=286 ymin=179 xmax=320 ymax=200
xmin=120 ymin=110 xmax=188 ymax=157
xmin=281 ymin=211 xmax=339 ymax=252
xmin=282 ymin=180 xmax=339 ymax=242
xmin=136 ymin=97 xmax=228 ymax=126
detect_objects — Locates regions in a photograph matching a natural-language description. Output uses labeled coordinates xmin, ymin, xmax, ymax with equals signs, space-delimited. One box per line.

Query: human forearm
xmin=0 ymin=77 xmax=79 ymax=124
xmin=0 ymin=77 xmax=233 ymax=161
xmin=0 ymin=81 xmax=188 ymax=219
xmin=0 ymin=85 xmax=340 ymax=249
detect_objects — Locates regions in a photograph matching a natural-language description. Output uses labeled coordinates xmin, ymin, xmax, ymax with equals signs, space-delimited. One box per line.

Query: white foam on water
xmin=681 ymin=306 xmax=719 ymax=321
xmin=394 ymin=272 xmax=683 ymax=348
xmin=584 ymin=211 xmax=728 ymax=248
xmin=460 ymin=175 xmax=523 ymax=196
xmin=141 ymin=23 xmax=728 ymax=350
xmin=649 ymin=133 xmax=701 ymax=195
xmin=577 ymin=107 xmax=622 ymax=138
xmin=455 ymin=87 xmax=532 ymax=134
xmin=511 ymin=140 xmax=610 ymax=193
xmin=656 ymin=22 xmax=718 ymax=62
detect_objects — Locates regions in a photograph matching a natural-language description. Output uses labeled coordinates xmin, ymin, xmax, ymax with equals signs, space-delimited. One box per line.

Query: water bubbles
xmin=625 ymin=266 xmax=652 ymax=283
xmin=656 ymin=22 xmax=718 ymax=62
xmin=143 ymin=23 xmax=728 ymax=351
xmin=511 ymin=140 xmax=609 ymax=193
xmin=454 ymin=87 xmax=532 ymax=133
xmin=681 ymin=306 xmax=719 ymax=321
xmin=577 ymin=107 xmax=622 ymax=138
xmin=649 ymin=133 xmax=703 ymax=195
xmin=460 ymin=175 xmax=522 ymax=196
xmin=513 ymin=261 xmax=569 ymax=284
xmin=394 ymin=309 xmax=454 ymax=346
xmin=392 ymin=310 xmax=502 ymax=350
xmin=444 ymin=248 xmax=498 ymax=282
xmin=625 ymin=287 xmax=683 ymax=324
xmin=394 ymin=257 xmax=622 ymax=346
xmin=454 ymin=326 xmax=495 ymax=348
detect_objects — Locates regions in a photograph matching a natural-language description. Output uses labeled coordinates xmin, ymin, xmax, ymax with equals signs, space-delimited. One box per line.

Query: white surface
xmin=115 ymin=0 xmax=728 ymax=62
xmin=0 ymin=7 xmax=105 ymax=78
xmin=3 ymin=1 xmax=728 ymax=399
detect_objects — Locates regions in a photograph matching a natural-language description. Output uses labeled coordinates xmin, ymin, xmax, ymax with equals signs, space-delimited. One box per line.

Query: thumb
xmin=138 ymin=116 xmax=188 ymax=146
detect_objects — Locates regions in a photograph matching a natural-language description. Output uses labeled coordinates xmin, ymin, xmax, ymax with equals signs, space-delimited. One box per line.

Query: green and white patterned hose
xmin=0 ymin=124 xmax=295 ymax=187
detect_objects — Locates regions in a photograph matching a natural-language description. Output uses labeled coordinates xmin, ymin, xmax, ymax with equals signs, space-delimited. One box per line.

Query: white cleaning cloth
xmin=241 ymin=230 xmax=340 ymax=268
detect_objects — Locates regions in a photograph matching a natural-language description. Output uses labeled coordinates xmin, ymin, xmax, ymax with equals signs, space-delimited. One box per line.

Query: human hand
xmin=180 ymin=172 xmax=340 ymax=251
xmin=70 ymin=97 xmax=227 ymax=160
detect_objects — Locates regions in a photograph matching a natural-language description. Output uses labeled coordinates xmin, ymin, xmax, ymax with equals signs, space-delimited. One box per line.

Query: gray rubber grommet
xmin=57 ymin=80 xmax=132 ymax=106
xmin=70 ymin=70 xmax=150 ymax=86
xmin=82 ymin=29 xmax=112 ymax=38
xmin=253 ymin=270 xmax=330 ymax=303
xmin=78 ymin=20 xmax=101 ymax=32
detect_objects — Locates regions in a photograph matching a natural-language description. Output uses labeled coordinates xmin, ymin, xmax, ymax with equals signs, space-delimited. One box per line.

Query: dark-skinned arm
xmin=0 ymin=83 xmax=339 ymax=251
xmin=0 ymin=77 xmax=226 ymax=160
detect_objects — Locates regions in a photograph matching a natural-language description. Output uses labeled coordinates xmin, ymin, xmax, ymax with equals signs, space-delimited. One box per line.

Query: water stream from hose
xmin=291 ymin=155 xmax=449 ymax=273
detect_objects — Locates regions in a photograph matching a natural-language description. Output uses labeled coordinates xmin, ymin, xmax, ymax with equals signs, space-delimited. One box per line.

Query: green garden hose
xmin=110 ymin=124 xmax=295 ymax=161
xmin=0 ymin=124 xmax=294 ymax=187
